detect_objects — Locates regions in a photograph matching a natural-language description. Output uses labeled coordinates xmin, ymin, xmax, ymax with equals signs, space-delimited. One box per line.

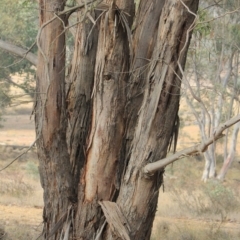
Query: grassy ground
xmin=0 ymin=88 xmax=240 ymax=239
xmin=1 ymin=142 xmax=240 ymax=239
xmin=0 ymin=156 xmax=43 ymax=239
xmin=152 ymin=158 xmax=240 ymax=240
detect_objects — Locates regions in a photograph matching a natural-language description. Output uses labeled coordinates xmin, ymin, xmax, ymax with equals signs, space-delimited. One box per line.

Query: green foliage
xmin=194 ymin=9 xmax=211 ymax=37
xmin=230 ymin=24 xmax=240 ymax=48
xmin=66 ymin=0 xmax=76 ymax=7
xmin=184 ymin=0 xmax=240 ymax=139
xmin=25 ymin=161 xmax=39 ymax=179
xmin=0 ymin=0 xmax=38 ymax=46
xmin=0 ymin=0 xmax=38 ymax=115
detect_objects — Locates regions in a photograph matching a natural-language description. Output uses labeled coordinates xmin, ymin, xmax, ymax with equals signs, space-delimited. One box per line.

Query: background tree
xmin=183 ymin=0 xmax=240 ymax=181
xmin=0 ymin=0 xmax=38 ymax=113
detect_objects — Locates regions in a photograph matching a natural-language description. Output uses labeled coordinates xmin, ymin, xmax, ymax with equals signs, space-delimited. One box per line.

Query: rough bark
xmin=114 ymin=2 xmax=199 ymax=238
xmin=36 ymin=1 xmax=74 ymax=239
xmin=72 ymin=1 xmax=135 ymax=239
xmin=66 ymin=8 xmax=100 ymax=239
xmin=35 ymin=0 xmax=199 ymax=239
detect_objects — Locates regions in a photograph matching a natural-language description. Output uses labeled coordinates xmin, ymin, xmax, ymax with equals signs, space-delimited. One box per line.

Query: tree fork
xmin=35 ymin=0 xmax=199 ymax=239
xmin=73 ymin=1 xmax=135 ymax=239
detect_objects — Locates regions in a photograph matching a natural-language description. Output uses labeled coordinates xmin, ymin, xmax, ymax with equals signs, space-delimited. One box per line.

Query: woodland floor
xmin=0 ymin=78 xmax=240 ymax=239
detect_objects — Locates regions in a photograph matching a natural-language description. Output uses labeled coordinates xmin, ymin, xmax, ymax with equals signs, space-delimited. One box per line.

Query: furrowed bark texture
xmin=124 ymin=0 xmax=165 ymax=161
xmin=36 ymin=0 xmax=199 ymax=239
xmin=36 ymin=0 xmax=74 ymax=239
xmin=114 ymin=1 xmax=199 ymax=239
xmin=66 ymin=11 xmax=100 ymax=239
xmin=73 ymin=1 xmax=135 ymax=239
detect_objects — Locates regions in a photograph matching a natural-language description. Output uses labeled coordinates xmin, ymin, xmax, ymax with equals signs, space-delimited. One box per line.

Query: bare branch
xmin=143 ymin=115 xmax=240 ymax=176
xmin=0 ymin=139 xmax=37 ymax=172
xmin=178 ymin=0 xmax=211 ymax=137
xmin=4 ymin=76 xmax=35 ymax=98
xmin=0 ymin=39 xmax=37 ymax=66
xmin=197 ymin=7 xmax=240 ymax=25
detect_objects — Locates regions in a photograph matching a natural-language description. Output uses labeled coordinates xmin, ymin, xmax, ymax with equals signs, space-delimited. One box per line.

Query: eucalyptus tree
xmin=0 ymin=0 xmax=38 ymax=106
xmin=183 ymin=0 xmax=240 ymax=181
xmin=35 ymin=0 xmax=199 ymax=239
xmin=2 ymin=0 xmax=240 ymax=239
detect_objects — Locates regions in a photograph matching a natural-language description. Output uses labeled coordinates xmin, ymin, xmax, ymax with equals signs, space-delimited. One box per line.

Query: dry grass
xmin=152 ymin=219 xmax=240 ymax=240
xmin=0 ymin=221 xmax=42 ymax=240
xmin=1 ymin=81 xmax=240 ymax=239
xmin=1 ymin=135 xmax=240 ymax=240
xmin=0 ymin=154 xmax=43 ymax=239
xmin=0 ymin=114 xmax=35 ymax=146
xmin=1 ymin=119 xmax=240 ymax=239
xmin=151 ymin=158 xmax=240 ymax=240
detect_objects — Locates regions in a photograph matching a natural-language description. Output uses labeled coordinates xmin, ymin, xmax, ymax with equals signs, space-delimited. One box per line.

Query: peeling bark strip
xmin=99 ymin=201 xmax=131 ymax=240
xmin=35 ymin=0 xmax=199 ymax=239
xmin=114 ymin=1 xmax=199 ymax=239
xmin=74 ymin=1 xmax=135 ymax=239
xmin=36 ymin=0 xmax=74 ymax=239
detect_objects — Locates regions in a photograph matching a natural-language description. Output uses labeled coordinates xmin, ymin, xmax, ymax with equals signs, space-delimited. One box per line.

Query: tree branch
xmin=0 ymin=139 xmax=37 ymax=172
xmin=143 ymin=114 xmax=240 ymax=176
xmin=0 ymin=39 xmax=37 ymax=66
xmin=5 ymin=76 xmax=34 ymax=98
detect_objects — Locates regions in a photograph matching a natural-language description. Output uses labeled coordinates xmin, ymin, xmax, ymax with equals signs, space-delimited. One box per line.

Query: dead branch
xmin=0 ymin=39 xmax=37 ymax=66
xmin=143 ymin=114 xmax=240 ymax=176
xmin=0 ymin=139 xmax=37 ymax=172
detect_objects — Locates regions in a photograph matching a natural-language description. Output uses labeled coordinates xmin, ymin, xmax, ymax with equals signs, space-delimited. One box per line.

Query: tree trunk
xmin=36 ymin=0 xmax=199 ymax=239
xmin=201 ymin=147 xmax=216 ymax=182
xmin=217 ymin=121 xmax=240 ymax=180
xmin=36 ymin=1 xmax=74 ymax=238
